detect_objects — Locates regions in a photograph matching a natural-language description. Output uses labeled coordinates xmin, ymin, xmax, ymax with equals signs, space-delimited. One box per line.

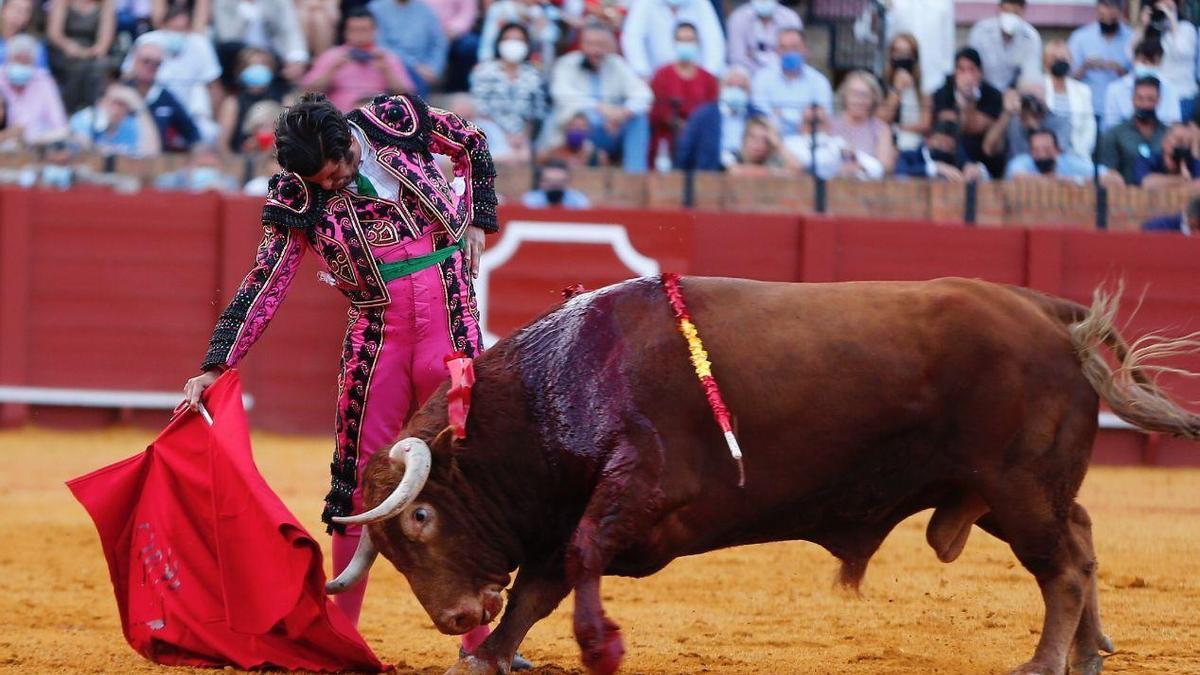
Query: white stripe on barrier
xmin=0 ymin=386 xmax=254 ymax=411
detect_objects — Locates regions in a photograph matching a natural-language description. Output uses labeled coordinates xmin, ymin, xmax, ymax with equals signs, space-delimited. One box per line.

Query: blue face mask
xmin=780 ymin=51 xmax=805 ymax=73
xmin=719 ymin=86 xmax=749 ymax=111
xmin=189 ymin=166 xmax=222 ymax=191
xmin=41 ymin=164 xmax=73 ymax=189
xmin=676 ymin=41 xmax=699 ymax=63
xmin=6 ymin=63 xmax=33 ymax=87
xmin=239 ymin=63 xmax=273 ymax=89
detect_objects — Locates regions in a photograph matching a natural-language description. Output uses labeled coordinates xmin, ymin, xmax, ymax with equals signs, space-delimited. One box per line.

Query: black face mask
xmin=1172 ymin=146 xmax=1191 ymax=164
xmin=1034 ymin=157 xmax=1056 ymax=174
xmin=929 ymin=148 xmax=959 ymax=166
xmin=1134 ymin=107 xmax=1158 ymax=123
xmin=545 ymin=188 xmax=566 ymax=205
xmin=1050 ymin=59 xmax=1070 ymax=78
xmin=1099 ymin=19 xmax=1120 ymax=35
xmin=891 ymin=57 xmax=915 ymax=73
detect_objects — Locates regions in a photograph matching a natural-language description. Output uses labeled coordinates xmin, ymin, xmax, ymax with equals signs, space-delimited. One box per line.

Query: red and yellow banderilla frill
xmin=661 ymin=273 xmax=745 ymax=486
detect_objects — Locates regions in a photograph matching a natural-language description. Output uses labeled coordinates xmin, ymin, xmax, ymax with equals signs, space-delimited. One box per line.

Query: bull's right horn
xmin=325 ymin=530 xmax=376 ymax=594
xmin=331 ymin=438 xmax=432 ymax=526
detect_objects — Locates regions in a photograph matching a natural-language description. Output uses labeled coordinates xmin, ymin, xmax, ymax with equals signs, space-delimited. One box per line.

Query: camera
xmin=1020 ymin=93 xmax=1047 ymax=117
xmin=1149 ymin=6 xmax=1170 ymax=34
xmin=349 ymin=48 xmax=373 ymax=64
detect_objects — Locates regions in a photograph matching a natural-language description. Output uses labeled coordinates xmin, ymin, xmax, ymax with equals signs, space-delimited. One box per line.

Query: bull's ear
xmin=432 ymin=425 xmax=466 ymax=450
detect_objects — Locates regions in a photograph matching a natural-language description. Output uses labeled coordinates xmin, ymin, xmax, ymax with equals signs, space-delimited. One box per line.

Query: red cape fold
xmin=66 ymin=370 xmax=389 ymax=672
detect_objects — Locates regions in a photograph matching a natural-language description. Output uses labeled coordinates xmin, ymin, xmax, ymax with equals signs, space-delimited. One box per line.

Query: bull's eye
xmin=414 ymin=507 xmax=428 ymax=523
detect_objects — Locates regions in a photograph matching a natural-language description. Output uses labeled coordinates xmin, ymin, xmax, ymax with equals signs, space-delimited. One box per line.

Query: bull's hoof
xmin=445 ymin=655 xmax=503 ymax=675
xmin=580 ymin=622 xmax=624 ymax=675
xmin=1008 ymin=662 xmax=1062 ymax=675
xmin=1099 ymin=634 xmax=1115 ymax=654
xmin=1070 ymin=654 xmax=1105 ymax=675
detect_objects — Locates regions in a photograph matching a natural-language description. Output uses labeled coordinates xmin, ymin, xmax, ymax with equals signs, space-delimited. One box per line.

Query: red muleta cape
xmin=66 ymin=370 xmax=388 ymax=672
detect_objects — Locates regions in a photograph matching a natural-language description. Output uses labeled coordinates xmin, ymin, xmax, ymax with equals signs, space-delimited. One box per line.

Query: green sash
xmin=377 ymin=238 xmax=466 ymax=283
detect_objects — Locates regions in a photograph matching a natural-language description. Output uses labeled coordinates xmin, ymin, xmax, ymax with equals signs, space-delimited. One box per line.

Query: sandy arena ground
xmin=2 ymin=426 xmax=1198 ymax=675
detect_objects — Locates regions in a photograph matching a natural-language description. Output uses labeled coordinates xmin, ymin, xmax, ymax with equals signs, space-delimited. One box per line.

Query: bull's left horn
xmin=325 ymin=530 xmax=377 ymax=594
xmin=331 ymin=437 xmax=432 ymax=526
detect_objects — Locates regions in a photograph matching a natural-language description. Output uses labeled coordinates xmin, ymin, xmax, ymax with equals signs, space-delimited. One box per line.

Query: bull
xmin=326 ymin=276 xmax=1200 ymax=675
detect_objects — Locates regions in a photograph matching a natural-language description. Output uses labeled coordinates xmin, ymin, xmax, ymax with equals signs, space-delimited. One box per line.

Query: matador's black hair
xmin=274 ymin=92 xmax=353 ymax=177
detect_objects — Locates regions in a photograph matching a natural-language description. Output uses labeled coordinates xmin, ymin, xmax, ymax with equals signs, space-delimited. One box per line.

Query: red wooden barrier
xmin=1 ymin=189 xmax=1198 ymax=465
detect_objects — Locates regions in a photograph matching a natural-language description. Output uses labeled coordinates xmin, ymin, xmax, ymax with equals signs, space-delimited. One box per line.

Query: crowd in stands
xmin=0 ymin=0 xmax=1198 ymax=220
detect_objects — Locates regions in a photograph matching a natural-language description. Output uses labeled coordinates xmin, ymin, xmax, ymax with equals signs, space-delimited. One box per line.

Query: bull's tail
xmin=1067 ymin=284 xmax=1200 ymax=440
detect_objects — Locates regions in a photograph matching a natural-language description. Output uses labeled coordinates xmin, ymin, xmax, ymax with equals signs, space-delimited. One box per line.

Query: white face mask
xmin=998 ymin=11 xmax=1021 ymax=35
xmin=751 ymin=0 xmax=775 ymax=18
xmin=497 ymin=39 xmax=528 ymax=63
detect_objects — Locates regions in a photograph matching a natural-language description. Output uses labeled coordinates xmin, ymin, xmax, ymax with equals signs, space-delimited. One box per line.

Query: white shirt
xmin=750 ymin=64 xmax=833 ymax=136
xmin=1043 ymin=75 xmax=1097 ymax=159
xmin=886 ymin=0 xmax=955 ymax=95
xmin=968 ymin=15 xmax=1044 ymax=90
xmin=1133 ymin=21 xmax=1199 ymax=99
xmin=348 ymin=123 xmax=401 ymax=202
xmin=620 ymin=0 xmax=726 ymax=78
xmin=1102 ymin=70 xmax=1182 ymax=130
xmin=126 ymin=30 xmax=221 ymax=139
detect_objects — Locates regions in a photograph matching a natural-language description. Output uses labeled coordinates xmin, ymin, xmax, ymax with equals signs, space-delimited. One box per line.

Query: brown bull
xmin=326 ymin=276 xmax=1200 ymax=675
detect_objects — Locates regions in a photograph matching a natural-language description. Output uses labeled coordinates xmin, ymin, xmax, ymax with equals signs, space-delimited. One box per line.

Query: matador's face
xmin=303 ymin=136 xmax=362 ymax=192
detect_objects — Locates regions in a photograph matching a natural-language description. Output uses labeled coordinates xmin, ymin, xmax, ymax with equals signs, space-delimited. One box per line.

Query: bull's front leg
xmin=447 ymin=563 xmax=571 ymax=675
xmin=567 ymin=423 xmax=665 ymax=675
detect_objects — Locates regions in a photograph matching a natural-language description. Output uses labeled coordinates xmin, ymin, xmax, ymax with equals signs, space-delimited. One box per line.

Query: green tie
xmin=354 ymin=171 xmax=378 ymax=198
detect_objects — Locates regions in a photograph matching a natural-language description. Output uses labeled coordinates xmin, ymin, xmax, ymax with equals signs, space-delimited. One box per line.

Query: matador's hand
xmin=183 ymin=369 xmax=222 ymax=411
xmin=465 ymin=225 xmax=486 ymax=279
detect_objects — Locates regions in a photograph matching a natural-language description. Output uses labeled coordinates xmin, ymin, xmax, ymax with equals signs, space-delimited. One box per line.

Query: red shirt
xmin=649 ymin=63 xmax=719 ymax=134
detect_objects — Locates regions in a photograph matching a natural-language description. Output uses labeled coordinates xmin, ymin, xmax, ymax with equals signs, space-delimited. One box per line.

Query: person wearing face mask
xmin=122 ymin=41 xmax=200 ymax=153
xmin=982 ymin=82 xmax=1072 ymax=166
xmin=469 ymin=22 xmax=548 ymax=160
xmin=1006 ymin=127 xmax=1103 ymax=184
xmin=1098 ymin=75 xmax=1168 ymax=184
xmin=676 ymin=65 xmax=763 ymax=171
xmin=1130 ymin=0 xmax=1197 ymax=121
xmin=0 ymin=35 xmax=69 ymax=145
xmin=212 ymin=0 xmax=310 ymax=88
xmin=1068 ymin=0 xmax=1132 ymax=112
xmin=932 ymin=47 xmax=1008 ymax=177
xmin=68 ymin=81 xmax=161 ymax=156
xmin=884 ymin=0 xmax=954 ymax=96
xmin=724 ymin=0 xmax=801 ymax=75
xmin=521 ymin=157 xmax=591 ymax=208
xmin=649 ymin=22 xmax=718 ymax=167
xmin=967 ymin=0 xmax=1044 ymax=92
xmin=895 ymin=120 xmax=987 ymax=182
xmin=216 ymin=48 xmax=282 ymax=155
xmin=1132 ymin=122 xmax=1200 ymax=187
xmin=1103 ymin=39 xmax=1181 ymax=129
xmin=476 ymin=0 xmax=559 ymax=70
xmin=154 ymin=142 xmax=242 ymax=192
xmin=620 ymin=0 xmax=725 ymax=78
xmin=749 ymin=27 xmax=832 ymax=137
xmin=878 ymin=33 xmax=931 ymax=152
xmin=1042 ymin=39 xmax=1096 ymax=159
xmin=124 ymin=6 xmax=222 ymax=142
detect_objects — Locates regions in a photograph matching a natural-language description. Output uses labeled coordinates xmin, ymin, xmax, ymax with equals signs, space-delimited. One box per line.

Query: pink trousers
xmin=326 ymin=230 xmax=487 ymax=650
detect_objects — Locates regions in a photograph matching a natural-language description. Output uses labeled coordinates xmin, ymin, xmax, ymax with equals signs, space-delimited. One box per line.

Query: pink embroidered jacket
xmin=200 ymin=94 xmax=497 ymax=372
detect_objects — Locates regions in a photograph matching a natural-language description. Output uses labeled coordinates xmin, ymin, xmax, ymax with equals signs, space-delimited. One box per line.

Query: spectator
xmin=1068 ymin=0 xmax=1132 ymax=112
xmin=620 ymin=0 xmax=725 ymax=79
xmin=676 ymin=65 xmax=763 ymax=171
xmin=832 ymin=69 xmax=896 ymax=174
xmin=885 ymin=0 xmax=955 ymax=95
xmin=217 ymin=47 xmax=283 ymax=155
xmin=128 ymin=5 xmax=222 ymax=142
xmin=1141 ymin=192 xmax=1200 ymax=233
xmin=122 ymin=40 xmax=199 ymax=152
xmin=539 ymin=110 xmax=597 ymax=168
xmin=302 ymin=9 xmax=413 ymax=112
xmin=151 ymin=0 xmax=210 ymax=31
xmin=46 ymin=0 xmax=116 ymax=113
xmin=211 ymin=0 xmax=308 ymax=87
xmin=786 ymin=105 xmax=884 ymax=180
xmin=469 ymin=22 xmax=548 ymax=162
xmin=154 ymin=143 xmax=241 ymax=191
xmin=983 ymin=83 xmax=1071 ymax=165
xmin=1103 ymin=39 xmax=1181 ymax=129
xmin=967 ymin=0 xmax=1043 ymax=91
xmin=1134 ymin=122 xmax=1200 ymax=187
xmin=368 ymin=0 xmax=447 ymax=96
xmin=0 ymin=35 xmax=70 ymax=145
xmin=69 ymin=81 xmax=161 ymax=156
xmin=294 ymin=0 xmax=338 ymax=58
xmin=478 ymin=0 xmax=558 ymax=70
xmin=725 ymin=0 xmax=801 ymax=76
xmin=750 ymin=27 xmax=832 ymax=137
xmin=1043 ymin=39 xmax=1096 ymax=160
xmin=0 ymin=0 xmax=49 ymax=67
xmin=522 ymin=157 xmax=591 ymax=208
xmin=878 ymin=33 xmax=931 ymax=153
xmin=1098 ymin=75 xmax=1168 ymax=184
xmin=1131 ymin=0 xmax=1196 ymax=120
xmin=33 ymin=136 xmax=88 ymax=189
xmin=1006 ymin=127 xmax=1101 ymax=183
xmin=932 ymin=47 xmax=1007 ymax=177
xmin=896 ymin=120 xmax=987 ymax=182
xmin=729 ymin=115 xmax=794 ymax=175
xmin=580 ymin=0 xmax=626 ymax=36
xmin=649 ymin=21 xmax=719 ymax=168
xmin=426 ymin=0 xmax=478 ymax=91
xmin=443 ymin=91 xmax=517 ymax=163
xmin=549 ymin=22 xmax=652 ymax=173
xmin=231 ymin=97 xmax=280 ymax=155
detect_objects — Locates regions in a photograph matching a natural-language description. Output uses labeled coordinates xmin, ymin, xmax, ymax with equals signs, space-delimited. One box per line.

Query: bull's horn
xmin=325 ymin=530 xmax=376 ymax=594
xmin=331 ymin=438 xmax=432 ymax=526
